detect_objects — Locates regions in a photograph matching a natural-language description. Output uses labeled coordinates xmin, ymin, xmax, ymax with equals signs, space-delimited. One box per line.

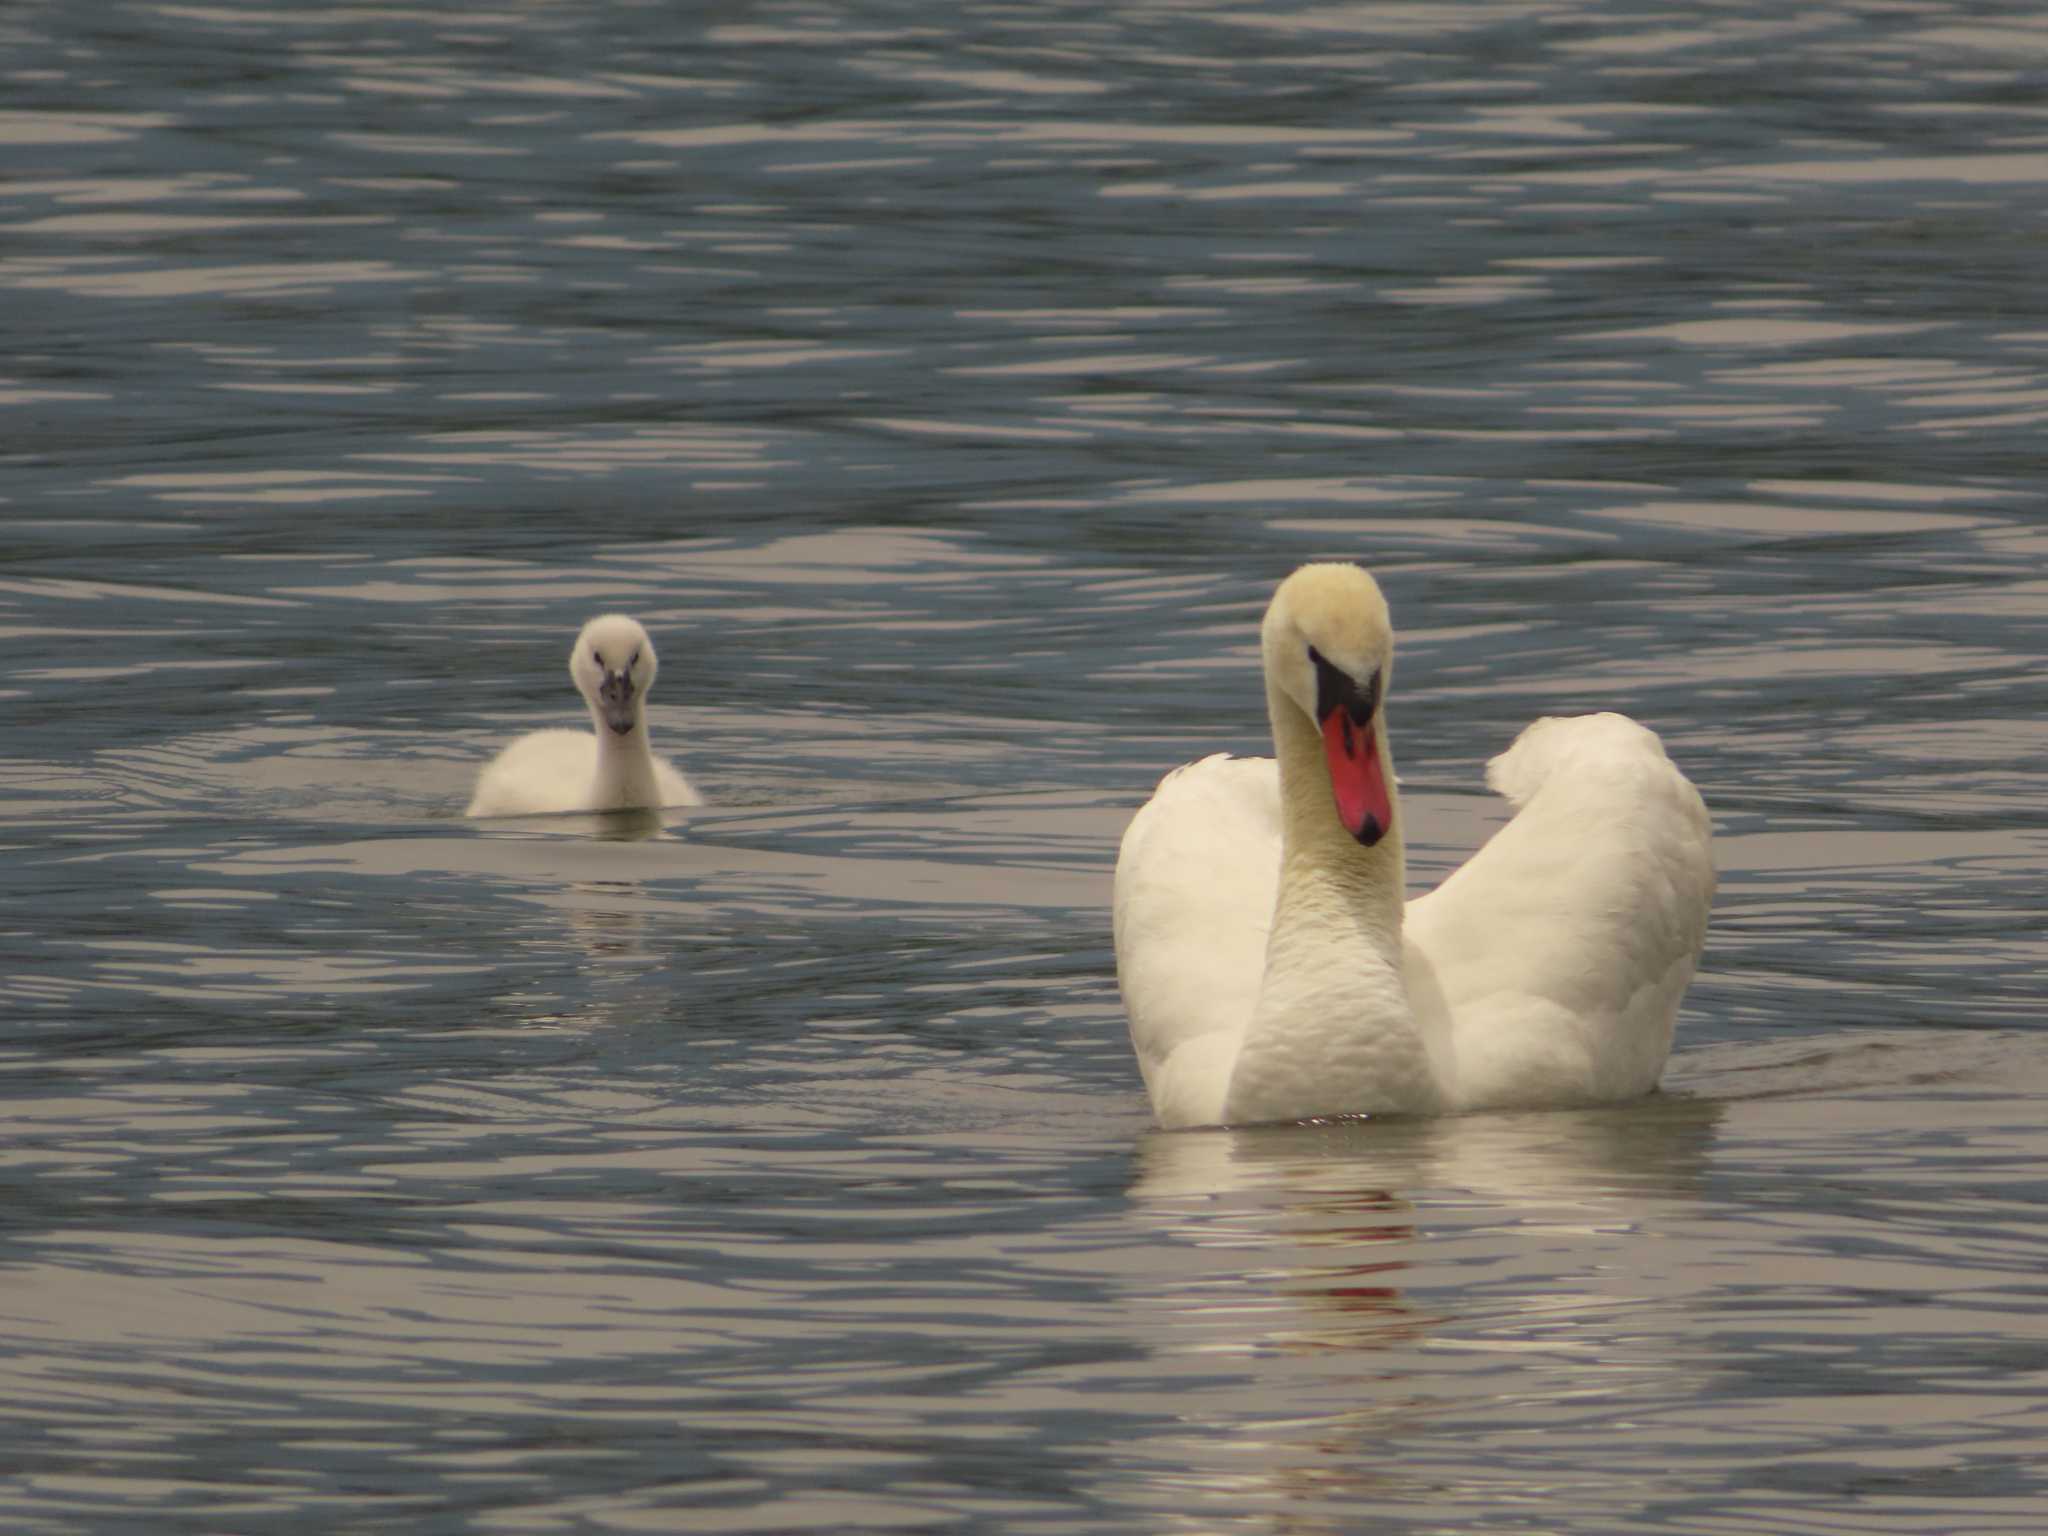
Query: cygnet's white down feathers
xmin=466 ymin=614 xmax=701 ymax=817
xmin=1113 ymin=564 xmax=1714 ymax=1130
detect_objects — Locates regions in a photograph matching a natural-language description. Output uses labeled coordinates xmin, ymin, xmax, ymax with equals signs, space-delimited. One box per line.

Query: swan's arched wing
xmin=466 ymin=729 xmax=598 ymax=817
xmin=1112 ymin=754 xmax=1280 ymax=1127
xmin=1402 ymin=714 xmax=1715 ymax=1109
xmin=651 ymin=754 xmax=703 ymax=808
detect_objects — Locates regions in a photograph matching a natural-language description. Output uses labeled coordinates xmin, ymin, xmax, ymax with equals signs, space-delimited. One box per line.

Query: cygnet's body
xmin=466 ymin=614 xmax=701 ymax=817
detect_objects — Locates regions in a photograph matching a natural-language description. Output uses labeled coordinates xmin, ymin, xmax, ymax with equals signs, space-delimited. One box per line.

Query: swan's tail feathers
xmin=1483 ymin=712 xmax=1675 ymax=809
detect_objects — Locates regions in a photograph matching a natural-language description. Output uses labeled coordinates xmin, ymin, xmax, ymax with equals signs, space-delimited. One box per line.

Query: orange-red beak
xmin=1310 ymin=648 xmax=1390 ymax=846
xmin=1320 ymin=705 xmax=1390 ymax=845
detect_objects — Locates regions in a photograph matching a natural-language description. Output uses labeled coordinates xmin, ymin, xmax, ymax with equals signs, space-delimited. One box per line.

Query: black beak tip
xmin=1354 ymin=815 xmax=1386 ymax=848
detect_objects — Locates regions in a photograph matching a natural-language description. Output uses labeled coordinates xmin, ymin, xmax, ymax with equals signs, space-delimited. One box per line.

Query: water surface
xmin=4 ymin=2 xmax=2047 ymax=1531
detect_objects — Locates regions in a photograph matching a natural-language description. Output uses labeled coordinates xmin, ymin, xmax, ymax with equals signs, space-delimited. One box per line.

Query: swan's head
xmin=571 ymin=614 xmax=657 ymax=736
xmin=1261 ymin=563 xmax=1395 ymax=847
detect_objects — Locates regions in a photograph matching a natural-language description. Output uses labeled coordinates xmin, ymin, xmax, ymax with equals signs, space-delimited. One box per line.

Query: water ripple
xmin=4 ymin=1 xmax=2048 ymax=1530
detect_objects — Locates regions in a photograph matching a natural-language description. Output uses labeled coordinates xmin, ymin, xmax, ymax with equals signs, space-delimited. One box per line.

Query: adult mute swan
xmin=466 ymin=614 xmax=701 ymax=817
xmin=1113 ymin=563 xmax=1714 ymax=1130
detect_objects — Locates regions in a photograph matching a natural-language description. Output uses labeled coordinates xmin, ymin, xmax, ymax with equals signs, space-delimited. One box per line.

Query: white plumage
xmin=1113 ymin=564 xmax=1714 ymax=1129
xmin=466 ymin=614 xmax=701 ymax=817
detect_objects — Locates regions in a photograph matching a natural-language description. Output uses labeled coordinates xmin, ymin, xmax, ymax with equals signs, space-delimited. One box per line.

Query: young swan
xmin=1113 ymin=562 xmax=1714 ymax=1129
xmin=466 ymin=614 xmax=701 ymax=817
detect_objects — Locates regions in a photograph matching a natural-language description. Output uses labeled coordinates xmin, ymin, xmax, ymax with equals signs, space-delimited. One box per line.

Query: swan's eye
xmin=1306 ymin=644 xmax=1324 ymax=667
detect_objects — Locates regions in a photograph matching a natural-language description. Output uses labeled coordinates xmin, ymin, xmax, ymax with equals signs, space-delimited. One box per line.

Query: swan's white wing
xmin=651 ymin=754 xmax=703 ymax=808
xmin=1112 ymin=754 xmax=1280 ymax=1128
xmin=466 ymin=729 xmax=598 ymax=817
xmin=1402 ymin=713 xmax=1715 ymax=1110
xmin=468 ymin=732 xmax=700 ymax=816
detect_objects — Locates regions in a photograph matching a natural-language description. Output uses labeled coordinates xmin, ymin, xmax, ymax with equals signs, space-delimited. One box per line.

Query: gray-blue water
xmin=5 ymin=2 xmax=2048 ymax=1530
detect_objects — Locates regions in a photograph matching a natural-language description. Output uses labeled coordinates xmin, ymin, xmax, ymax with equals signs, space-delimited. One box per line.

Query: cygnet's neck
xmin=585 ymin=701 xmax=661 ymax=811
xmin=1223 ymin=685 xmax=1440 ymax=1121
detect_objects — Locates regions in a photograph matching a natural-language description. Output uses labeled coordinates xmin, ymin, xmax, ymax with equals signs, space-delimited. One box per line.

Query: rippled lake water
xmin=4 ymin=1 xmax=2047 ymax=1530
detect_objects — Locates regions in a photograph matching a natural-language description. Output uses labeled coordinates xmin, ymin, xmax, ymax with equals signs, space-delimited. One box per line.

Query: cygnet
xmin=466 ymin=614 xmax=701 ymax=817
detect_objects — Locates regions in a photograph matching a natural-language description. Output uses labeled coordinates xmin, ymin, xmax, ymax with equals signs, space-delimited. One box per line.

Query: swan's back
xmin=466 ymin=730 xmax=598 ymax=817
xmin=1403 ymin=713 xmax=1714 ymax=1110
xmin=1113 ymin=754 xmax=1281 ymax=1127
xmin=465 ymin=729 xmax=697 ymax=817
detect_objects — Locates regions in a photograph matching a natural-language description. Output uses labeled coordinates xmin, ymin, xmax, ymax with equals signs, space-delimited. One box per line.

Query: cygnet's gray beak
xmin=596 ymin=670 xmax=638 ymax=735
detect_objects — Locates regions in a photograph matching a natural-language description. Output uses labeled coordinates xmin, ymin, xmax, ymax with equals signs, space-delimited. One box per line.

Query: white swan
xmin=1113 ymin=563 xmax=1714 ymax=1129
xmin=466 ymin=614 xmax=701 ymax=817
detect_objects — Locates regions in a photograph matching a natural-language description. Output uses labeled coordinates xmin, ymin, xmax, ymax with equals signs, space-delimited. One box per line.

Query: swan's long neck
xmin=1223 ymin=685 xmax=1441 ymax=1121
xmin=586 ymin=704 xmax=661 ymax=811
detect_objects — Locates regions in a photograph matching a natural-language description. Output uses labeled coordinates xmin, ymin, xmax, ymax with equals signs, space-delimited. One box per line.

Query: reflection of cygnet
xmin=466 ymin=614 xmax=701 ymax=817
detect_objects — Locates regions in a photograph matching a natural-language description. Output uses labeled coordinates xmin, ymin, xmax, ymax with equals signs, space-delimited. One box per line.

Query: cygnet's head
xmin=1261 ymin=564 xmax=1395 ymax=846
xmin=570 ymin=614 xmax=658 ymax=736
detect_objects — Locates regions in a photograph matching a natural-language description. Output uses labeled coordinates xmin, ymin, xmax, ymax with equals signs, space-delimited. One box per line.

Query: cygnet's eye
xmin=630 ymin=648 xmax=641 ymax=668
xmin=592 ymin=649 xmax=606 ymax=668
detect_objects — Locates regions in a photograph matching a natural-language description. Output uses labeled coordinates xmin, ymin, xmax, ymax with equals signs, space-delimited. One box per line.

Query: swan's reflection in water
xmin=1135 ymin=1093 xmax=1722 ymax=1209
xmin=1122 ymin=1098 xmax=1725 ymax=1521
xmin=467 ymin=810 xmax=692 ymax=1036
xmin=1136 ymin=1122 xmax=1430 ymax=1353
xmin=578 ymin=806 xmax=670 ymax=843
